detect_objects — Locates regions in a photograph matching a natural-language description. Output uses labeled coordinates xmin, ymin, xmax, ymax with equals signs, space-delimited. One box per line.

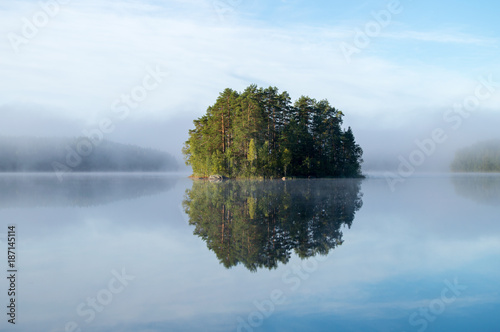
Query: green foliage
xmin=182 ymin=179 xmax=363 ymax=271
xmin=282 ymin=148 xmax=292 ymax=177
xmin=451 ymin=140 xmax=500 ymax=172
xmin=183 ymin=85 xmax=364 ymax=178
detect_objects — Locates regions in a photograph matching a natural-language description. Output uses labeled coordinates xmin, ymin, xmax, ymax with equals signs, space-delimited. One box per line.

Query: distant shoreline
xmin=188 ymin=175 xmax=365 ymax=180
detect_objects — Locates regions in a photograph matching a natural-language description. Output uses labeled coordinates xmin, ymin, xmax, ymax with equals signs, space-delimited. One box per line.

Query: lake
xmin=0 ymin=173 xmax=499 ymax=332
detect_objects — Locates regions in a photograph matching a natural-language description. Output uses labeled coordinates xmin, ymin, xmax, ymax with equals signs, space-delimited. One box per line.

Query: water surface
xmin=0 ymin=173 xmax=498 ymax=332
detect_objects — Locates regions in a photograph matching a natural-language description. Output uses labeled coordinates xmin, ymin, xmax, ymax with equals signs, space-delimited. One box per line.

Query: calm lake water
xmin=0 ymin=173 xmax=499 ymax=332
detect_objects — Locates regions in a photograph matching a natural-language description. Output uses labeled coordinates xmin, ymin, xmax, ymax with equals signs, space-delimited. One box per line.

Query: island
xmin=183 ymin=85 xmax=363 ymax=178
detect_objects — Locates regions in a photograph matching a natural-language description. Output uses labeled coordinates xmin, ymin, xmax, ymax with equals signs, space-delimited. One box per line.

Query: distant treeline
xmin=183 ymin=85 xmax=363 ymax=178
xmin=0 ymin=137 xmax=178 ymax=172
xmin=451 ymin=140 xmax=500 ymax=172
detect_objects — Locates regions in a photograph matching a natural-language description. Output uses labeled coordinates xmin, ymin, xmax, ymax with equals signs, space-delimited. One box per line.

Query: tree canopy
xmin=183 ymin=85 xmax=363 ymax=178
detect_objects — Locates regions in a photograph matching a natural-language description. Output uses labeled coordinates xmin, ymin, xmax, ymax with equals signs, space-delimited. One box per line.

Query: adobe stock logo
xmin=51 ymin=65 xmax=169 ymax=181
xmin=236 ymin=254 xmax=328 ymax=331
xmin=7 ymin=0 xmax=72 ymax=53
xmin=404 ymin=278 xmax=467 ymax=332
xmin=213 ymin=0 xmax=245 ymax=22
xmin=64 ymin=268 xmax=135 ymax=332
xmin=385 ymin=75 xmax=500 ymax=192
xmin=339 ymin=0 xmax=405 ymax=63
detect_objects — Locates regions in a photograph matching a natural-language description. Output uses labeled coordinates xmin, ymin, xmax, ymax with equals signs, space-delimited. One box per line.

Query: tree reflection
xmin=451 ymin=174 xmax=500 ymax=206
xmin=183 ymin=179 xmax=363 ymax=271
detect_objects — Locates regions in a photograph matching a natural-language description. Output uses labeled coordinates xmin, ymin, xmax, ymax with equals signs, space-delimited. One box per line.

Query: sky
xmin=0 ymin=0 xmax=499 ymax=171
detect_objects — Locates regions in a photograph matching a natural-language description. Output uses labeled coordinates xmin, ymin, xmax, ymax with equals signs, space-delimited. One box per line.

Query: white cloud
xmin=0 ymin=0 xmax=498 ymax=138
xmin=384 ymin=29 xmax=498 ymax=45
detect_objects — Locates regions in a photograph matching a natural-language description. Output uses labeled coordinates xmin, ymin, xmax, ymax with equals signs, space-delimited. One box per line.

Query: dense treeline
xmin=451 ymin=140 xmax=500 ymax=172
xmin=183 ymin=85 xmax=363 ymax=178
xmin=0 ymin=136 xmax=178 ymax=172
xmin=183 ymin=179 xmax=363 ymax=271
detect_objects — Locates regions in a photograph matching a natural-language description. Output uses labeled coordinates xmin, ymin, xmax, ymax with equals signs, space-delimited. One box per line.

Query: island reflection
xmin=183 ymin=179 xmax=363 ymax=272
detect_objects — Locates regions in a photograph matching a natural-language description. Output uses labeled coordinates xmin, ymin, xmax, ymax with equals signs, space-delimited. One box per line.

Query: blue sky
xmin=0 ymin=0 xmax=499 ymax=166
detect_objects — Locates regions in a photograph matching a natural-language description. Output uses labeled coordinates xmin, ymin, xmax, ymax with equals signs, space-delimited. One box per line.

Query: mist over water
xmin=1 ymin=1 xmax=499 ymax=331
xmin=0 ymin=174 xmax=498 ymax=331
xmin=355 ymin=110 xmax=500 ymax=173
xmin=2 ymin=104 xmax=499 ymax=175
xmin=0 ymin=173 xmax=178 ymax=208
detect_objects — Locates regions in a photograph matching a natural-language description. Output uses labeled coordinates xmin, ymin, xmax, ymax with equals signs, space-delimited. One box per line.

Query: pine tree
xmin=247 ymin=138 xmax=257 ymax=176
xmin=183 ymin=85 xmax=364 ymax=178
